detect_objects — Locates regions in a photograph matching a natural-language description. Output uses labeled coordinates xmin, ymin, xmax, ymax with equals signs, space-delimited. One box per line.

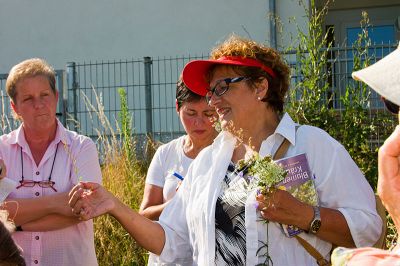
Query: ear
xmin=10 ymin=99 xmax=18 ymax=115
xmin=255 ymin=78 xmax=269 ymax=100
xmin=175 ymin=99 xmax=180 ymax=113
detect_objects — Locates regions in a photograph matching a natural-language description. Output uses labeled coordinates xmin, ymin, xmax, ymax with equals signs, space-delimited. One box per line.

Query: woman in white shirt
xmin=69 ymin=36 xmax=381 ymax=266
xmin=139 ymin=78 xmax=217 ymax=265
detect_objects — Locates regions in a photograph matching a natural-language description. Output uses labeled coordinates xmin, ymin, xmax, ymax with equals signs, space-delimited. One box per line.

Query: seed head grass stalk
xmin=81 ymin=87 xmax=150 ymax=265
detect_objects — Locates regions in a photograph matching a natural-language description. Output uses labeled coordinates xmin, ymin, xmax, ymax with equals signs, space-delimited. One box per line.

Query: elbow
xmin=138 ymin=209 xmax=158 ymax=221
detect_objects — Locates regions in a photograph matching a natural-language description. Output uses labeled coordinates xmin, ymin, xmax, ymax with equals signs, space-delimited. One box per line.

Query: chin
xmin=220 ymin=120 xmax=231 ymax=130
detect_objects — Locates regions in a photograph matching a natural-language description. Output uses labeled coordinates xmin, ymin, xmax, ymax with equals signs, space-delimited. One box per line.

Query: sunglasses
xmin=382 ymin=97 xmax=399 ymax=114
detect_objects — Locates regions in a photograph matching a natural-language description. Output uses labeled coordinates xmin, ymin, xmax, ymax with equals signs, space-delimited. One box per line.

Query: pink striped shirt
xmin=1 ymin=119 xmax=102 ymax=266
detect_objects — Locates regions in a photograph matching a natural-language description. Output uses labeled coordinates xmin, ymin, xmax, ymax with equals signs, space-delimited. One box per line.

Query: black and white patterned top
xmin=215 ymin=162 xmax=251 ymax=265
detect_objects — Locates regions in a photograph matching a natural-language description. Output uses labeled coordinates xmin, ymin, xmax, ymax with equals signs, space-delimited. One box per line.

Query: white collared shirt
xmin=1 ymin=119 xmax=102 ymax=266
xmin=158 ymin=113 xmax=381 ymax=266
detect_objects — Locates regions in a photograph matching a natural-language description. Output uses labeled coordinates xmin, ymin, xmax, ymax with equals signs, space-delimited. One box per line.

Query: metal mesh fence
xmin=0 ymin=44 xmax=397 ymax=147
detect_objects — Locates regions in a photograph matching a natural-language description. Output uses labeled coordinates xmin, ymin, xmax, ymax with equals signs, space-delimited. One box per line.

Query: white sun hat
xmin=352 ymin=43 xmax=400 ymax=106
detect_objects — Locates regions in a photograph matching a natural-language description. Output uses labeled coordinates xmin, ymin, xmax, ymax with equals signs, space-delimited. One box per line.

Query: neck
xmin=183 ymin=133 xmax=216 ymax=159
xmin=235 ymin=110 xmax=280 ymax=152
xmin=23 ymin=122 xmax=57 ymax=153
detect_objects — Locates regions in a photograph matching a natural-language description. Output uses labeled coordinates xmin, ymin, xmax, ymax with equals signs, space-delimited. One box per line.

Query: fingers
xmin=256 ymin=192 xmax=276 ymax=213
xmin=80 ymin=181 xmax=100 ymax=191
xmin=68 ymin=185 xmax=85 ymax=208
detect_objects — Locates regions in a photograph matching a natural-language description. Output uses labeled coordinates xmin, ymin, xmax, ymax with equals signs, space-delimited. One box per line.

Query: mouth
xmin=193 ymin=129 xmax=206 ymax=135
xmin=35 ymin=113 xmax=51 ymax=119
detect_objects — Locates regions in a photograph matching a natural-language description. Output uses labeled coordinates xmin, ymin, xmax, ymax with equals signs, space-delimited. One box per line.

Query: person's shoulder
xmin=295 ymin=124 xmax=349 ymax=160
xmin=161 ymin=136 xmax=182 ymax=149
xmin=65 ymin=129 xmax=95 ymax=144
xmin=154 ymin=135 xmax=183 ymax=155
xmin=297 ymin=124 xmax=340 ymax=146
xmin=61 ymin=128 xmax=97 ymax=154
xmin=0 ymin=130 xmax=16 ymax=141
xmin=0 ymin=129 xmax=18 ymax=147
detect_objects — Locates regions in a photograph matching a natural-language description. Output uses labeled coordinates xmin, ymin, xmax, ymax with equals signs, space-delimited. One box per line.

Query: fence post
xmin=55 ymin=70 xmax=66 ymax=126
xmin=66 ymin=62 xmax=78 ymax=132
xmin=144 ymin=57 xmax=153 ymax=136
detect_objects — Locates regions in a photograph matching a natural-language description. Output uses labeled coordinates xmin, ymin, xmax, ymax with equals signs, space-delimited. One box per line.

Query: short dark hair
xmin=176 ymin=78 xmax=203 ymax=110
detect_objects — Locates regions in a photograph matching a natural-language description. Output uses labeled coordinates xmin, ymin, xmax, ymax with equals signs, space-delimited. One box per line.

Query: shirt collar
xmin=273 ymin=113 xmax=297 ymax=146
xmin=9 ymin=119 xmax=71 ymax=148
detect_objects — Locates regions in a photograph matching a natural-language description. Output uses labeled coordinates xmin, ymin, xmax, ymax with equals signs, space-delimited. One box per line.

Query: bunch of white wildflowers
xmin=247 ymin=153 xmax=287 ymax=195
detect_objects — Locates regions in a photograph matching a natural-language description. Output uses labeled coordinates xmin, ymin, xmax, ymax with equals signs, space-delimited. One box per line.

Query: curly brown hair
xmin=209 ymin=35 xmax=290 ymax=113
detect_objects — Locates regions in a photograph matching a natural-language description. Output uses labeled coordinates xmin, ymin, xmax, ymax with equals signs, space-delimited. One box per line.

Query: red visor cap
xmin=182 ymin=56 xmax=277 ymax=96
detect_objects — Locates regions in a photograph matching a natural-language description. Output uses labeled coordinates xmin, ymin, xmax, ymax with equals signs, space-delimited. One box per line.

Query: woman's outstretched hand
xmin=68 ymin=182 xmax=116 ymax=221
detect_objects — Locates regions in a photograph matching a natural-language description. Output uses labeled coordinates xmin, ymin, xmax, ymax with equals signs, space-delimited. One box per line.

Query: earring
xmin=257 ymin=96 xmax=261 ymax=100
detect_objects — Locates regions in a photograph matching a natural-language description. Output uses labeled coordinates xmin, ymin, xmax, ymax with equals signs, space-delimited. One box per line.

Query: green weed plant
xmin=285 ymin=1 xmax=397 ymax=248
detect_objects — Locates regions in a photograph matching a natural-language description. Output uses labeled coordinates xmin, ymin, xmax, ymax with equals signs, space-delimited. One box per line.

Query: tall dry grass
xmin=81 ymin=87 xmax=154 ymax=265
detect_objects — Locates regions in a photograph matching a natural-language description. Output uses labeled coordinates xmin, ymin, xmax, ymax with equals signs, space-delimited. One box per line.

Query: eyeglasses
xmin=16 ymin=143 xmax=59 ymax=192
xmin=382 ymin=97 xmax=399 ymax=114
xmin=17 ymin=180 xmax=57 ymax=191
xmin=205 ymin=76 xmax=250 ymax=104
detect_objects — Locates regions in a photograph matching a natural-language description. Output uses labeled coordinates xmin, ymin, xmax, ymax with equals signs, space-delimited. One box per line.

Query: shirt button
xmin=36 ymin=171 xmax=40 ymax=175
xmin=34 ymin=260 xmax=38 ymax=264
xmin=35 ymin=192 xmax=40 ymax=196
xmin=35 ymin=236 xmax=39 ymax=240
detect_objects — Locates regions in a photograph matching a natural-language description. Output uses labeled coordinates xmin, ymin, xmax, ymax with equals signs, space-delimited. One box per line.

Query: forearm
xmin=139 ymin=202 xmax=169 ymax=221
xmin=296 ymin=206 xmax=355 ymax=248
xmin=111 ymin=199 xmax=166 ymax=254
xmin=20 ymin=214 xmax=81 ymax=232
xmin=3 ymin=192 xmax=72 ymax=225
xmin=260 ymin=191 xmax=356 ymax=248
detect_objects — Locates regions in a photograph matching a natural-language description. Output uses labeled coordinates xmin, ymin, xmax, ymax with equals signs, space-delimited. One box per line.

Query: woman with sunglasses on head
xmin=331 ymin=44 xmax=400 ymax=265
xmin=0 ymin=58 xmax=102 ymax=266
xmin=139 ymin=78 xmax=217 ymax=265
xmin=69 ymin=35 xmax=380 ymax=265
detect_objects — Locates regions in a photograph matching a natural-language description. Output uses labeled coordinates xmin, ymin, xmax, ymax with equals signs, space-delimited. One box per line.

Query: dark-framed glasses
xmin=16 ymin=180 xmax=57 ymax=192
xmin=206 ymin=76 xmax=250 ymax=104
xmin=16 ymin=143 xmax=59 ymax=192
xmin=382 ymin=97 xmax=399 ymax=114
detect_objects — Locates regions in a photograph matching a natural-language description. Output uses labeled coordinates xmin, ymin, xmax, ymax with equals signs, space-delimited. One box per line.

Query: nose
xmin=33 ymin=97 xmax=44 ymax=109
xmin=193 ymin=116 xmax=204 ymax=126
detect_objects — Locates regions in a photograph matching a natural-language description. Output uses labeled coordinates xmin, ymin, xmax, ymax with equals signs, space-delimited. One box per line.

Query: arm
xmin=2 ymin=192 xmax=74 ymax=226
xmin=257 ymin=190 xmax=355 ymax=247
xmin=20 ymin=214 xmax=81 ymax=232
xmin=139 ymin=145 xmax=170 ymax=220
xmin=139 ymin=184 xmax=169 ymax=220
xmin=377 ymin=125 xmax=400 ymax=230
xmin=69 ymin=182 xmax=165 ymax=255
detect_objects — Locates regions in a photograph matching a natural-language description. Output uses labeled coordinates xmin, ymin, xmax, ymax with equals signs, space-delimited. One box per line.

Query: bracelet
xmin=16 ymin=225 xmax=23 ymax=231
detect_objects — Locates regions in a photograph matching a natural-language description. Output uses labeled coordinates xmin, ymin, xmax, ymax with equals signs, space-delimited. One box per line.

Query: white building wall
xmin=0 ymin=0 xmax=272 ymax=73
xmin=276 ymin=0 xmax=310 ymax=50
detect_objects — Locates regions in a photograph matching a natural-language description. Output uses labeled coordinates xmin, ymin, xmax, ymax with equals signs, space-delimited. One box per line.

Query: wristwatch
xmin=309 ymin=206 xmax=321 ymax=234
